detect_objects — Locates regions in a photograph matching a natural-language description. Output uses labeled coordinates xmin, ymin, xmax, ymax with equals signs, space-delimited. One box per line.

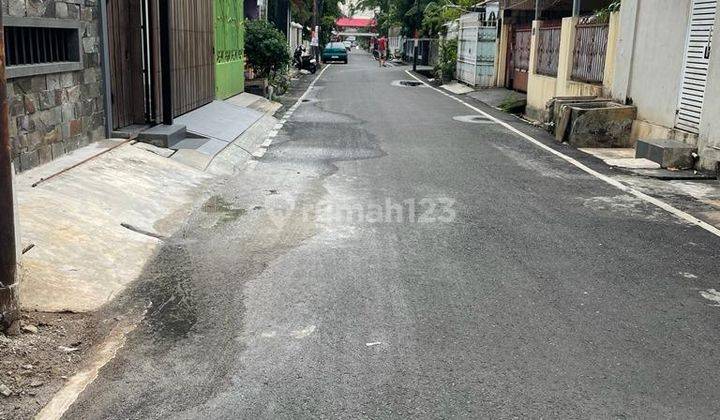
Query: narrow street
xmin=66 ymin=50 xmax=720 ymax=418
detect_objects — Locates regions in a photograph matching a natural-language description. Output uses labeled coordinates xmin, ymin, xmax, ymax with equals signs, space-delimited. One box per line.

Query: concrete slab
xmin=132 ymin=141 xmax=176 ymax=158
xmin=174 ymin=100 xmax=263 ymax=143
xmin=207 ymin=113 xmax=279 ymax=176
xmin=441 ymin=82 xmax=475 ymax=95
xmin=196 ymin=138 xmax=230 ymax=156
xmin=171 ymin=149 xmax=214 ymax=171
xmin=636 ymin=138 xmax=697 ymax=169
xmin=466 ymin=88 xmax=527 ymax=109
xmin=225 ymin=92 xmax=262 ymax=108
xmin=170 ymin=137 xmax=210 ymax=151
xmin=604 ymin=158 xmax=661 ymax=169
xmin=16 ymin=144 xmax=212 ymax=313
xmin=580 ymin=147 xmax=636 ymax=160
xmin=226 ymin=92 xmax=282 ymax=115
xmin=20 ymin=139 xmax=127 ymax=184
xmin=137 ymin=124 xmax=186 ymax=148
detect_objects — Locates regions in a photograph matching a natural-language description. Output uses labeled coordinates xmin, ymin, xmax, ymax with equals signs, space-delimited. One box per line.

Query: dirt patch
xmin=0 ymin=311 xmax=96 ymax=420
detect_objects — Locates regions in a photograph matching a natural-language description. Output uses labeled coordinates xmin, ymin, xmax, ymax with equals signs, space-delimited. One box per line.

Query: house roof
xmin=336 ymin=17 xmax=376 ymax=28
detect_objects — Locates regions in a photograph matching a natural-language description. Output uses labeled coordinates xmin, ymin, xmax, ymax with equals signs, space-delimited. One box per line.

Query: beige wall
xmin=525 ymin=14 xmax=618 ymax=122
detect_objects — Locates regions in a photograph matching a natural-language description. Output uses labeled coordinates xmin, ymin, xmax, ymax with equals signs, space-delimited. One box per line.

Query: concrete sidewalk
xmin=15 ymin=95 xmax=279 ymax=313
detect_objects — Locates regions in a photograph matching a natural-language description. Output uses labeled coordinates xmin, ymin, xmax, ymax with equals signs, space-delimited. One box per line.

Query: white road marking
xmin=365 ymin=342 xmax=383 ymax=347
xmin=405 ymin=70 xmax=720 ymax=239
xmin=290 ymin=325 xmax=317 ymax=339
xmin=680 ymin=272 xmax=699 ymax=279
xmin=36 ymin=310 xmax=147 ymax=420
xmin=700 ymin=289 xmax=720 ymax=306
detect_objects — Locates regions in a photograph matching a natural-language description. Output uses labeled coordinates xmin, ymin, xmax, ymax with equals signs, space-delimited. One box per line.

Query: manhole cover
xmin=391 ymin=80 xmax=426 ymax=87
xmin=452 ymin=115 xmax=495 ymax=124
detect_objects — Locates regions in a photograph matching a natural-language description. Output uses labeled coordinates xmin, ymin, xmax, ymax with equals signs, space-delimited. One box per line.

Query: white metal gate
xmin=456 ymin=12 xmax=498 ymax=87
xmin=676 ymin=0 xmax=717 ymax=133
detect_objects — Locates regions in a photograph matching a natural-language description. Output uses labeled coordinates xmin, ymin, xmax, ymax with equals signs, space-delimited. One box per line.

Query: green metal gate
xmin=214 ymin=0 xmax=244 ymax=99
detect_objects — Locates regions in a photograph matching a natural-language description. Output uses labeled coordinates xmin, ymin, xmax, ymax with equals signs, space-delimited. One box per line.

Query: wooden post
xmin=0 ymin=11 xmax=19 ymax=331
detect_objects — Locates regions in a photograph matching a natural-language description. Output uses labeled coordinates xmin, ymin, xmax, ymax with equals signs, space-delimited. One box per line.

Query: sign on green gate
xmin=215 ymin=0 xmax=245 ymax=99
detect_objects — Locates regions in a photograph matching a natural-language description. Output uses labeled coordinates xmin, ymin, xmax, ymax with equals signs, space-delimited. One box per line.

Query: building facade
xmin=611 ymin=0 xmax=719 ymax=171
xmin=3 ymin=0 xmax=105 ymax=172
xmin=3 ymin=0 xmax=249 ymax=172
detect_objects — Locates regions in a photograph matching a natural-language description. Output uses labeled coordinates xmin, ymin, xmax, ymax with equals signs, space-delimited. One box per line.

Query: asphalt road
xmin=67 ymin=50 xmax=720 ymax=419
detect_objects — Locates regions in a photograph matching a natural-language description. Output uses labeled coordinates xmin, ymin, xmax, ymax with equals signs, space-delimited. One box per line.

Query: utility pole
xmin=0 ymin=11 xmax=19 ymax=331
xmin=572 ymin=0 xmax=581 ymax=17
xmin=312 ymin=0 xmax=320 ymax=62
xmin=312 ymin=0 xmax=318 ymax=29
xmin=412 ymin=30 xmax=418 ymax=72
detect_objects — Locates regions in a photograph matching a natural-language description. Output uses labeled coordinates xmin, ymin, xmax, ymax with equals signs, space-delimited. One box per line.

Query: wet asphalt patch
xmin=391 ymin=80 xmax=426 ymax=87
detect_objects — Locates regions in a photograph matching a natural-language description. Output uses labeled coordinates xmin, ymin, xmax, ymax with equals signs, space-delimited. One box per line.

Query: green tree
xmin=244 ymin=19 xmax=291 ymax=77
xmin=290 ymin=0 xmax=344 ymax=46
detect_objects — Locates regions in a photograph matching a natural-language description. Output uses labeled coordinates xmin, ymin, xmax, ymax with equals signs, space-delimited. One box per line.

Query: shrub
xmin=435 ymin=38 xmax=457 ymax=82
xmin=244 ymin=19 xmax=291 ymax=78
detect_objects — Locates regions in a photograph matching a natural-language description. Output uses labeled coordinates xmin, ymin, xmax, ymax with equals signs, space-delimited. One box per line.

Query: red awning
xmin=336 ymin=17 xmax=376 ymax=28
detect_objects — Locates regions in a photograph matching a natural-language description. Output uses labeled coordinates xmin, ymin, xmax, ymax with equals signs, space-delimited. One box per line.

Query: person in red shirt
xmin=377 ymin=36 xmax=388 ymax=67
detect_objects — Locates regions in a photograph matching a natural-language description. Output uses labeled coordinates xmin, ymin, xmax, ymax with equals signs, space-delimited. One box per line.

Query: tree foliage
xmin=291 ymin=0 xmax=344 ymax=46
xmin=244 ymin=19 xmax=291 ymax=77
xmin=355 ymin=0 xmax=474 ymax=37
xmin=434 ymin=38 xmax=457 ymax=81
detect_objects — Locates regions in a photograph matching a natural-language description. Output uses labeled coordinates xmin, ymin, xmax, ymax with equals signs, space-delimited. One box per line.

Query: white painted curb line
xmin=405 ymin=70 xmax=720 ymax=239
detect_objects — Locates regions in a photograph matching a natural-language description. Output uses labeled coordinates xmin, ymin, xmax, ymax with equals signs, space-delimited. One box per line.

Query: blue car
xmin=322 ymin=42 xmax=348 ymax=64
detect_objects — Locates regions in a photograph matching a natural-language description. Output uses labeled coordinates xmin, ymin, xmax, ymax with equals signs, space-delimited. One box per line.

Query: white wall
xmin=698 ymin=24 xmax=720 ymax=170
xmin=619 ymin=0 xmax=691 ymax=128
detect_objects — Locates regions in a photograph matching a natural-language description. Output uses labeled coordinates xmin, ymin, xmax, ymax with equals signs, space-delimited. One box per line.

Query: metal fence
xmin=456 ymin=12 xmax=497 ymax=87
xmin=402 ymin=38 xmax=434 ymax=65
xmin=571 ymin=23 xmax=609 ymax=84
xmin=513 ymin=28 xmax=531 ymax=71
xmin=389 ymin=36 xmax=404 ymax=57
xmin=535 ymin=26 xmax=561 ymax=77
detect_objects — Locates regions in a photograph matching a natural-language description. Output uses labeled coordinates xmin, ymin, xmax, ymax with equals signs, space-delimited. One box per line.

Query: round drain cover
xmin=453 ymin=115 xmax=494 ymax=124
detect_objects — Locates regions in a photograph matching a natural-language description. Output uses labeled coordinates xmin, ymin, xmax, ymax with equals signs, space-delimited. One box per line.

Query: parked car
xmin=322 ymin=42 xmax=348 ymax=64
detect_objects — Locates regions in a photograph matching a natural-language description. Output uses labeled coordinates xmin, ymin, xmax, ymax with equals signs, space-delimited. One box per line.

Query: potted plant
xmin=244 ymin=19 xmax=291 ymax=98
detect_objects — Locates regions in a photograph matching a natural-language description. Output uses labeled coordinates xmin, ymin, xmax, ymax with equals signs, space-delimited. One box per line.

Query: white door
xmin=456 ymin=13 xmax=480 ymax=86
xmin=676 ymin=0 xmax=717 ymax=133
